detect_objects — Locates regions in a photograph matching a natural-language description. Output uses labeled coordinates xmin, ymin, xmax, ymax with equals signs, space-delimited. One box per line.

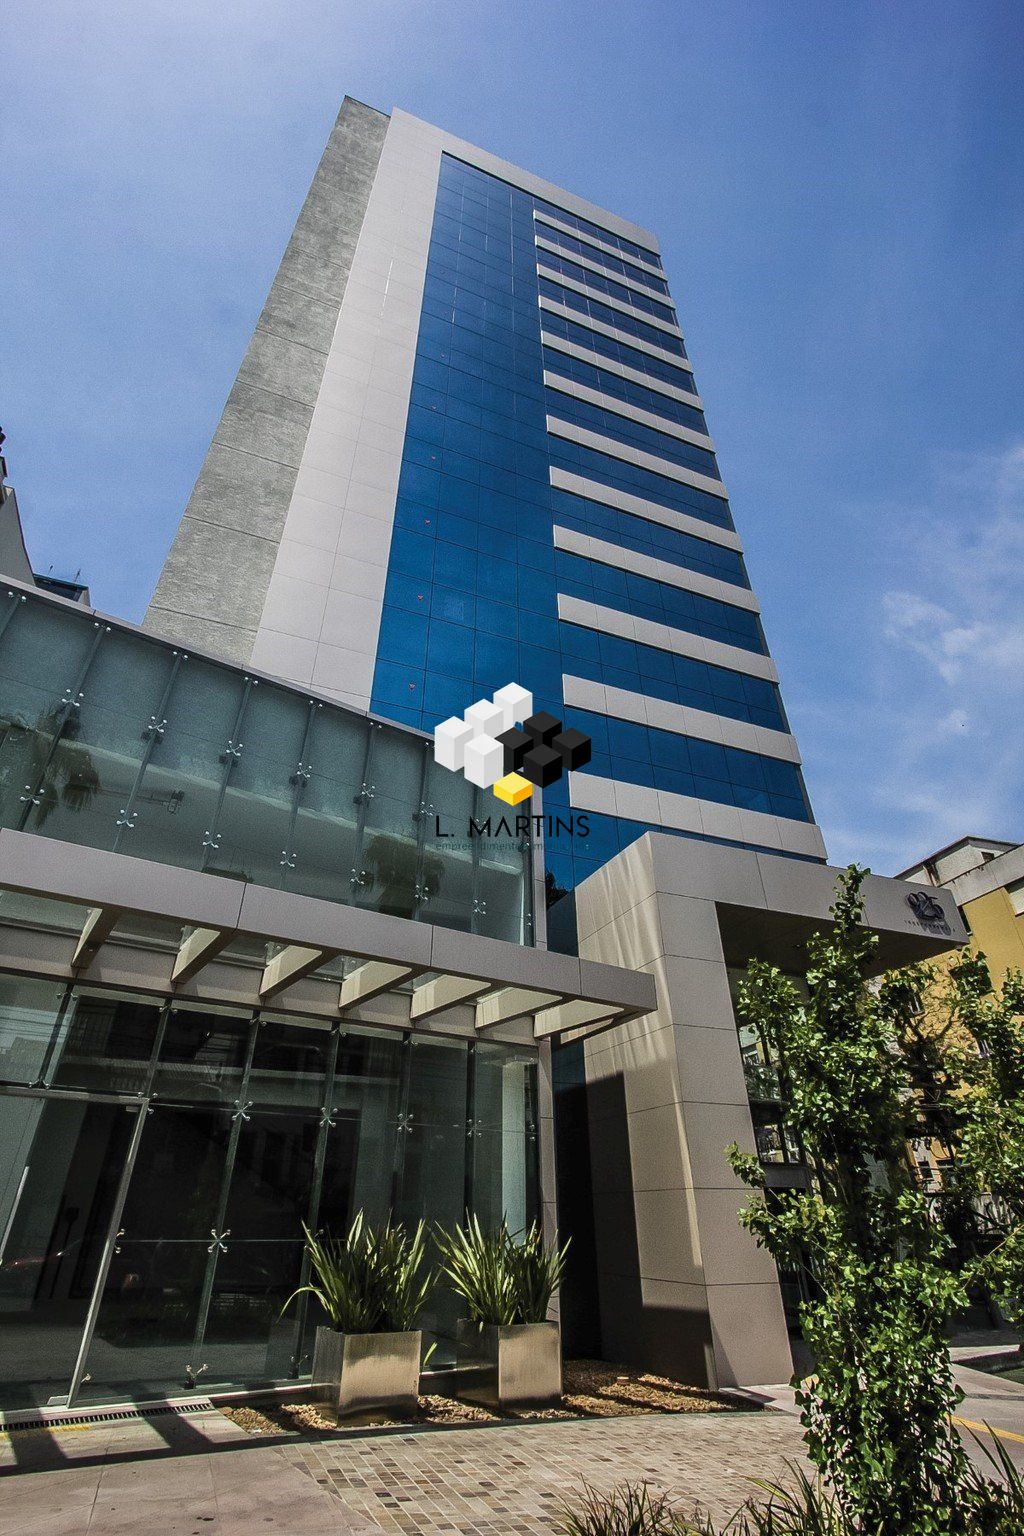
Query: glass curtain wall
xmin=367 ymin=153 xmax=818 ymax=890
xmin=0 ymin=974 xmax=540 ymax=1409
xmin=0 ymin=588 xmax=532 ymax=945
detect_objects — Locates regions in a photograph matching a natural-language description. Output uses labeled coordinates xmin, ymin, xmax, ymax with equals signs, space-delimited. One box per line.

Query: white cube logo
xmin=465 ymin=699 xmax=505 ymax=739
xmin=493 ymin=683 xmax=532 ymax=724
xmin=463 ymin=733 xmax=504 ymax=788
xmin=434 ymin=716 xmax=475 ymax=772
xmin=432 ymin=683 xmax=534 ymax=792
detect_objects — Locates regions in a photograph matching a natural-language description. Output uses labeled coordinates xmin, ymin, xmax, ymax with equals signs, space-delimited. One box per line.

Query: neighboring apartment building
xmin=0 ymin=99 xmax=967 ymax=1415
xmin=898 ymin=837 xmax=1024 ymax=991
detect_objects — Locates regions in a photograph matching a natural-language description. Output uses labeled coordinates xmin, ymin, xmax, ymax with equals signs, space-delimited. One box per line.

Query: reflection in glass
xmin=0 ymin=1098 xmax=135 ymax=1408
xmin=0 ymin=975 xmax=66 ymax=1085
xmin=152 ymin=1009 xmax=252 ymax=1105
xmin=0 ymin=1004 xmax=542 ymax=1399
xmin=0 ymin=592 xmax=532 ymax=943
xmin=48 ymin=994 xmax=163 ymax=1096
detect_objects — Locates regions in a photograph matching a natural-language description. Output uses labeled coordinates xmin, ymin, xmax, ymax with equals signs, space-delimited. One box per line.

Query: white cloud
xmin=804 ymin=442 xmax=1024 ymax=873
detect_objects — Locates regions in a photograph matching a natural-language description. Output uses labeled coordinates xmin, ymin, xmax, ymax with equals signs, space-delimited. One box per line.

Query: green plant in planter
xmin=284 ymin=1211 xmax=434 ymax=1333
xmin=435 ymin=1215 xmax=569 ymax=1325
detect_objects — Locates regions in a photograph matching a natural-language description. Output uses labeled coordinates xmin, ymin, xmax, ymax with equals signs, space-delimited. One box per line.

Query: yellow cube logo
xmin=493 ymin=772 xmax=532 ymax=806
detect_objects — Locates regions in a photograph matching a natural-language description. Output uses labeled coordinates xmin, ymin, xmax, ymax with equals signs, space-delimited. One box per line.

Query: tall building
xmin=0 ymin=99 xmax=967 ymax=1415
xmin=145 ymin=101 xmax=823 ymax=894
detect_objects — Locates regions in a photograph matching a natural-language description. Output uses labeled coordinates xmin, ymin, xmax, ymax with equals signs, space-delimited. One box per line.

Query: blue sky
xmin=5 ymin=0 xmax=1022 ymax=873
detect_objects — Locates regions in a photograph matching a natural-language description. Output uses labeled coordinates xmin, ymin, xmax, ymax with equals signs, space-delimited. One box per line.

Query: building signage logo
xmin=433 ymin=684 xmax=591 ymax=805
xmin=906 ymin=889 xmax=952 ymax=935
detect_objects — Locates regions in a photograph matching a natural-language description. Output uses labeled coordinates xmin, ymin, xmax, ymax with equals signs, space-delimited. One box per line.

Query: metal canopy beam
xmin=558 ymin=1007 xmax=649 ymax=1047
xmin=71 ymin=906 xmax=122 ymax=971
xmin=410 ymin=974 xmax=491 ymax=1022
xmin=533 ymin=998 xmax=626 ymax=1041
xmin=340 ymin=961 xmax=419 ymax=1012
xmin=260 ymin=944 xmax=338 ymax=1000
xmin=171 ymin=926 xmax=231 ymax=985
xmin=475 ymin=987 xmax=562 ymax=1031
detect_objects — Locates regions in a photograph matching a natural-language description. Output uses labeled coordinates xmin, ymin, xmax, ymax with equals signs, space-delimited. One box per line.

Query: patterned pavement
xmin=0 ymin=1406 xmax=808 ymax=1535
xmin=282 ymin=1412 xmax=808 ymax=1533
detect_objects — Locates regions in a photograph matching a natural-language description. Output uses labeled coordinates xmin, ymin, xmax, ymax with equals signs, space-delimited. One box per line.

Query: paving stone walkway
xmin=0 ymin=1407 xmax=808 ymax=1536
xmin=285 ymin=1412 xmax=808 ymax=1532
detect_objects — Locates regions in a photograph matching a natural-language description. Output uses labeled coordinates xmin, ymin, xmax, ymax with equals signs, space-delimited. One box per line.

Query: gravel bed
xmin=222 ymin=1358 xmax=742 ymax=1437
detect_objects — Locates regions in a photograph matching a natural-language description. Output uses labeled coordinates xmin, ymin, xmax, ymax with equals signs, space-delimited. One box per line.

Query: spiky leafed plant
xmin=368 ymin=1217 xmax=435 ymax=1332
xmin=283 ymin=1211 xmax=434 ymax=1333
xmin=434 ymin=1214 xmax=518 ymax=1325
xmin=557 ymin=1479 xmax=698 ymax=1536
xmin=557 ymin=1448 xmax=1024 ymax=1535
xmin=507 ymin=1221 xmax=571 ymax=1323
xmin=434 ymin=1215 xmax=569 ymax=1326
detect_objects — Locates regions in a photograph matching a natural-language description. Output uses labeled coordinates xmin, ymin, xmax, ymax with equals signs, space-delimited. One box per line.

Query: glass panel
xmin=81 ymin=1105 xmax=234 ymax=1399
xmin=420 ymin=759 xmax=475 ymax=934
xmin=470 ymin=1043 xmax=540 ymax=1234
xmin=152 ymin=1008 xmax=252 ymax=1105
xmin=399 ymin=1036 xmax=469 ymax=1225
xmin=0 ymin=1095 xmax=136 ymax=1409
xmin=47 ymin=993 xmax=162 ymax=1095
xmin=0 ymin=604 xmax=98 ymax=830
xmin=247 ymin=1019 xmax=330 ymax=1110
xmin=321 ymin=1028 xmax=405 ymax=1231
xmin=397 ymin=1036 xmax=469 ymax=1363
xmin=201 ymin=1110 xmax=320 ymax=1385
xmin=79 ymin=1238 xmax=212 ymax=1402
xmin=0 ymin=975 xmax=66 ymax=1086
xmin=286 ymin=705 xmax=368 ymax=903
xmin=199 ymin=1237 xmax=306 ymax=1386
xmin=475 ymin=813 xmax=528 ymax=943
xmin=357 ymin=727 xmax=426 ymax=919
xmin=127 ymin=656 xmax=245 ymax=872
xmin=206 ymin=683 xmax=308 ymax=887
xmin=20 ymin=631 xmax=175 ymax=851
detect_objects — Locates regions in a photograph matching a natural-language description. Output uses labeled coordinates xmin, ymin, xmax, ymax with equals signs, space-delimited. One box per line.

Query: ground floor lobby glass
xmin=0 ymin=977 xmax=540 ymax=1409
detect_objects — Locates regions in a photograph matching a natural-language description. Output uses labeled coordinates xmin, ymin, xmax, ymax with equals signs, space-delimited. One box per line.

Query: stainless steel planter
xmin=456 ymin=1320 xmax=562 ymax=1409
xmin=311 ymin=1326 xmax=422 ymax=1418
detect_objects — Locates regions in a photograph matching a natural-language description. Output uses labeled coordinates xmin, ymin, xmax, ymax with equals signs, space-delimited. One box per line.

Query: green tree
xmin=729 ymin=866 xmax=972 ymax=1536
xmin=941 ymin=954 xmax=1024 ymax=1348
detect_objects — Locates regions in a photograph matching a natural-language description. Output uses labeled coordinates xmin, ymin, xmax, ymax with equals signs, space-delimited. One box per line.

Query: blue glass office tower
xmin=146 ymin=103 xmax=826 ymax=894
xmin=7 ymin=95 xmax=963 ymax=1410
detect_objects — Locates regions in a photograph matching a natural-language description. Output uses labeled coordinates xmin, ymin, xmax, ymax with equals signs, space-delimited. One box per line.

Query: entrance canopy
xmin=0 ymin=828 xmax=655 ymax=1044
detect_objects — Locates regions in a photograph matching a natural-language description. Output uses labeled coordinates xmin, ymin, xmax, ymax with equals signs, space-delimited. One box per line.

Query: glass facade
xmin=0 ymin=587 xmax=532 ymax=944
xmin=0 ymin=976 xmax=539 ymax=1407
xmin=369 ymin=155 xmax=818 ymax=888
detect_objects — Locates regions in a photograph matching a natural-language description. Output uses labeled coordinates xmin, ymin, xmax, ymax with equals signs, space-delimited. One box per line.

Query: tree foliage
xmin=934 ymin=955 xmax=1024 ymax=1336
xmin=729 ymin=867 xmax=973 ymax=1536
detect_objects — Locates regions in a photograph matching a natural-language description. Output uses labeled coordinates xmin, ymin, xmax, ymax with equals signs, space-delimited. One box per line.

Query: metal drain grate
xmin=1 ymin=1399 xmax=216 ymax=1434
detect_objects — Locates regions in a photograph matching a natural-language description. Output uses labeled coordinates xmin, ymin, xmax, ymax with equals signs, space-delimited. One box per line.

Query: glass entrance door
xmin=0 ymin=1094 xmax=138 ymax=1409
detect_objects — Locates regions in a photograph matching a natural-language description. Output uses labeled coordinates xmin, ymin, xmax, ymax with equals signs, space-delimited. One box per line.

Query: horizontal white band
xmin=548 ymin=418 xmax=728 ymax=501
xmin=562 ymin=675 xmax=800 ymax=763
xmin=549 ymin=468 xmax=742 ymax=552
xmin=557 ymin=593 xmax=777 ymax=681
xmin=568 ymin=771 xmax=826 ymax=860
xmin=533 ymin=209 xmax=663 ymax=278
xmin=535 ymin=235 xmax=670 ymax=304
xmin=539 ymin=269 xmax=683 ymax=339
xmin=544 ymin=372 xmax=714 ymax=451
xmin=553 ymin=526 xmax=757 ymax=610
xmin=541 ymin=332 xmax=703 ymax=409
xmin=539 ymin=296 xmax=695 ymax=372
